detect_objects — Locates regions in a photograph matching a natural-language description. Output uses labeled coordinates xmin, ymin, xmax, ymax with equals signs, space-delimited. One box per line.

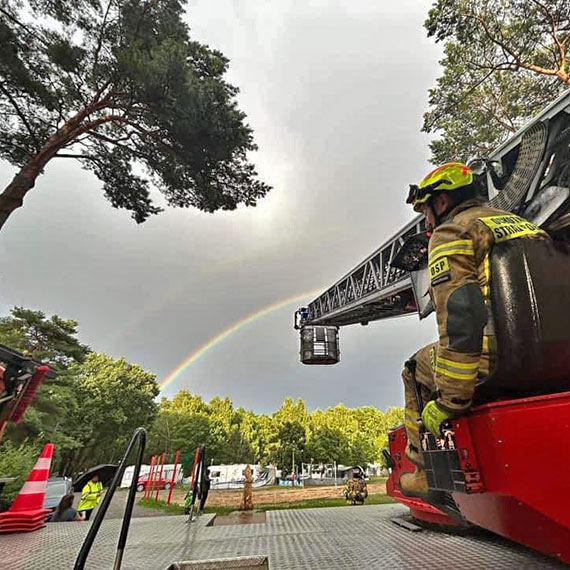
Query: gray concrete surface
xmin=1 ymin=503 xmax=566 ymax=570
xmin=84 ymin=490 xmax=172 ymax=520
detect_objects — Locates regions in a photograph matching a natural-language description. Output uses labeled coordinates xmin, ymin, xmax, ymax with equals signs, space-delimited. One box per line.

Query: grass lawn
xmin=262 ymin=493 xmax=394 ymax=511
xmin=138 ymin=498 xmax=187 ymax=515
xmin=138 ymin=492 xmax=395 ymax=517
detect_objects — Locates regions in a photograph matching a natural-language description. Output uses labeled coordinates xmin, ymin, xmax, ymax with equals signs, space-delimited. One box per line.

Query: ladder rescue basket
xmin=299 ymin=326 xmax=340 ymax=365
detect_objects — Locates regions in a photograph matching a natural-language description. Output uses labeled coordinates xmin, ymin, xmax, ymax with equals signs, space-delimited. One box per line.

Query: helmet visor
xmin=407 ymin=184 xmax=431 ymax=212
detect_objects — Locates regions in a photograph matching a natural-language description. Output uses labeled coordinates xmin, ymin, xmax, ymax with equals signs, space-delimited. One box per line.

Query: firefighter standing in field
xmin=399 ymin=162 xmax=549 ymax=497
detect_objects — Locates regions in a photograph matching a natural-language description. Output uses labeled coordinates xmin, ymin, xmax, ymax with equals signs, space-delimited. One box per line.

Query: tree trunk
xmin=0 ymin=158 xmax=45 ymax=231
xmin=0 ymin=100 xmax=112 ymax=231
xmin=0 ymin=129 xmax=71 ymax=231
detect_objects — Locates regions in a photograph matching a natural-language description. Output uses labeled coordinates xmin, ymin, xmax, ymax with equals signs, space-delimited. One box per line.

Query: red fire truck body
xmin=387 ymin=390 xmax=570 ymax=564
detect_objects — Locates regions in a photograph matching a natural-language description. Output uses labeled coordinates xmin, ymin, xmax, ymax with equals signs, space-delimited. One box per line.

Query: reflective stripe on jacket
xmin=427 ymin=199 xmax=548 ymax=414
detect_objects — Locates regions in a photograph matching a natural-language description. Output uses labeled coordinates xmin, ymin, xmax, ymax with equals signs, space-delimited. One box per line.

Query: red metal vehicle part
xmin=387 ymin=390 xmax=570 ymax=564
xmin=0 ymin=365 xmax=50 ymax=445
xmin=386 ymin=425 xmax=458 ymax=527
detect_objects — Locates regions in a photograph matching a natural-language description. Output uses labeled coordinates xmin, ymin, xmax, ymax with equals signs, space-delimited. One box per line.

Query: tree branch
xmin=86 ymin=131 xmax=150 ymax=161
xmin=54 ymin=153 xmax=95 ymax=160
xmin=54 ymin=153 xmax=108 ymax=169
xmin=479 ymin=100 xmax=517 ymax=132
xmin=0 ymin=6 xmax=49 ymax=47
xmin=530 ymin=0 xmax=566 ymax=72
xmin=61 ymin=114 xmax=122 ymax=146
xmin=463 ymin=11 xmax=567 ymax=81
xmin=91 ymin=79 xmax=114 ymax=106
xmin=0 ymin=83 xmax=39 ymax=151
xmin=89 ymin=129 xmax=136 ymax=146
xmin=93 ymin=0 xmax=114 ymax=84
xmin=423 ymin=61 xmax=516 ymax=132
xmin=0 ymin=139 xmax=32 ymax=156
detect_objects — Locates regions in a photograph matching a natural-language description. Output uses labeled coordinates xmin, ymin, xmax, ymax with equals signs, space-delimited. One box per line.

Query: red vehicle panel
xmin=387 ymin=390 xmax=570 ymax=564
xmin=137 ymin=474 xmax=171 ymax=492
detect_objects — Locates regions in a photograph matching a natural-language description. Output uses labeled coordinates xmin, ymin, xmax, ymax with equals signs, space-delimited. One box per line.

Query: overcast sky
xmin=0 ymin=0 xmax=442 ymax=414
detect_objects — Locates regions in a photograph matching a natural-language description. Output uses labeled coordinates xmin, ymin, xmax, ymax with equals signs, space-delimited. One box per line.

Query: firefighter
xmin=344 ymin=466 xmax=368 ymax=505
xmin=399 ymin=162 xmax=549 ymax=498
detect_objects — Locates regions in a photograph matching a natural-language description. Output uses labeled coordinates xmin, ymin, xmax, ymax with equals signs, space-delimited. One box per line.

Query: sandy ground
xmin=82 ymin=480 xmax=387 ymax=519
xmin=167 ymin=480 xmax=388 ymax=508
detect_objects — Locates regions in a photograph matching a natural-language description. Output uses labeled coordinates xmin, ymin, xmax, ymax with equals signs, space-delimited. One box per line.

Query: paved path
xmin=75 ymin=490 xmax=169 ymax=520
xmin=1 ymin=504 xmax=566 ymax=569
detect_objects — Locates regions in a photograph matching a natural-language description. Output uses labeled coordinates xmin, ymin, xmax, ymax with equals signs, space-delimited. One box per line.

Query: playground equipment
xmin=142 ymin=450 xmax=181 ymax=505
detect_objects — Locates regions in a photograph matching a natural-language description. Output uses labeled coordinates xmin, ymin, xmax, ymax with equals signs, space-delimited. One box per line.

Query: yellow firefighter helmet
xmin=406 ymin=162 xmax=474 ymax=212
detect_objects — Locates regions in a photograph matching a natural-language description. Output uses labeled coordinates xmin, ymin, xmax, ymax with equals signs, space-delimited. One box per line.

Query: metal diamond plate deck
xmin=1 ymin=504 xmax=566 ymax=570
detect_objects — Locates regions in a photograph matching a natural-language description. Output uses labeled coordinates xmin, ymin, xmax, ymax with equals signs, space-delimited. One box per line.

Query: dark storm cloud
xmin=0 ymin=0 xmax=441 ymax=413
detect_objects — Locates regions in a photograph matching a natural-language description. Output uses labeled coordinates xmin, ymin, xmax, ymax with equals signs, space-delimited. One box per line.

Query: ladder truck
xmin=294 ymin=90 xmax=570 ymax=565
xmin=0 ymin=345 xmax=54 ymax=445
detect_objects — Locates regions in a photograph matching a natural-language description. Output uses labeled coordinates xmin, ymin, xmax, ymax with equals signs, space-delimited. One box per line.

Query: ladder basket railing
xmin=74 ymin=427 xmax=147 ymax=570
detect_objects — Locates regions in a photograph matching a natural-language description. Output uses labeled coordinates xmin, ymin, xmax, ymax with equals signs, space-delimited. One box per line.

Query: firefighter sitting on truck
xmin=399 ymin=162 xmax=549 ymax=498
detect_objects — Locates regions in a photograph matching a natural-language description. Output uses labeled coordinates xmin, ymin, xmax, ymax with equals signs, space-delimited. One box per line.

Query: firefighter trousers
xmin=402 ymin=343 xmax=438 ymax=468
xmin=402 ymin=342 xmax=491 ymax=468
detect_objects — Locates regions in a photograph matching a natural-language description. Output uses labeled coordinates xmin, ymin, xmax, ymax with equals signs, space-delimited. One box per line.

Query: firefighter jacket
xmin=427 ymin=198 xmax=549 ymax=414
xmin=78 ymin=480 xmax=103 ymax=512
xmin=345 ymin=477 xmax=368 ymax=504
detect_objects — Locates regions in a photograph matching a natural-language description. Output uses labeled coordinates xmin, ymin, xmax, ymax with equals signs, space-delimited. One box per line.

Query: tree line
xmin=0 ymin=306 xmax=403 ymax=484
xmin=147 ymin=392 xmax=403 ymax=472
xmin=0 ymin=307 xmax=159 ymax=477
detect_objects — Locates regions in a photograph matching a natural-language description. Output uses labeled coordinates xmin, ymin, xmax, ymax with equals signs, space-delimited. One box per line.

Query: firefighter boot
xmin=399 ymin=468 xmax=429 ymax=498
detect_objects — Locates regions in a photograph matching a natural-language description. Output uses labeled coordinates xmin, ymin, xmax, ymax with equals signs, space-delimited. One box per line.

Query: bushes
xmin=0 ymin=441 xmax=39 ymax=512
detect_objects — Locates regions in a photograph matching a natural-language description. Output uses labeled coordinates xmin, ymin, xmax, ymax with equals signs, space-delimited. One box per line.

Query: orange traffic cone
xmin=0 ymin=443 xmax=54 ymax=533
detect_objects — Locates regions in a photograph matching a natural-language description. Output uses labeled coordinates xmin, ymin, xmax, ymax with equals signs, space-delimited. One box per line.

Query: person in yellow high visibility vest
xmin=77 ymin=474 xmax=103 ymax=521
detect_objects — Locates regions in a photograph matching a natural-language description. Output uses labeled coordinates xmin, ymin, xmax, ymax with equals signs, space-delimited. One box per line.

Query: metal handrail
xmin=74 ymin=427 xmax=147 ymax=570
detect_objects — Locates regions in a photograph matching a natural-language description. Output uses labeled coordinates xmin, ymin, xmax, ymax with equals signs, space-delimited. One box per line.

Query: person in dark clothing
xmin=199 ymin=471 xmax=211 ymax=512
xmin=49 ymin=493 xmax=85 ymax=522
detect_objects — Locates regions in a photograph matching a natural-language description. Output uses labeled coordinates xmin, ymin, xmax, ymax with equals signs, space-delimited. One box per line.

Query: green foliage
xmin=0 ymin=307 xmax=89 ymax=368
xmin=0 ymin=304 xmax=402 ymax=478
xmin=0 ymin=306 xmax=159 ymax=475
xmin=138 ymin=497 xmax=185 ymax=515
xmin=0 ymin=307 xmax=90 ymax=466
xmin=0 ymin=0 xmax=270 ymax=230
xmin=423 ymin=0 xmax=570 ymax=163
xmin=0 ymin=440 xmax=39 ymax=511
xmin=146 ymin=391 xmax=262 ymax=472
xmin=147 ymin=393 xmax=404 ymax=470
xmin=67 ymin=353 xmax=159 ymax=470
xmin=269 ymin=421 xmax=307 ymax=469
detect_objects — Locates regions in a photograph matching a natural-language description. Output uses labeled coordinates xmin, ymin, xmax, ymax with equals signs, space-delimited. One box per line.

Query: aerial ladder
xmin=294 ymin=90 xmax=570 ymax=564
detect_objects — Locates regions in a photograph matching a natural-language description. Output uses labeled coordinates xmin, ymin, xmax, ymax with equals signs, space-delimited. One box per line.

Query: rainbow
xmin=158 ymin=288 xmax=323 ymax=392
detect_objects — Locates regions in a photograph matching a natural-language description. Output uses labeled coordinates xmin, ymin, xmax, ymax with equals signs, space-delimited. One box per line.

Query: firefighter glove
xmin=421 ymin=401 xmax=452 ymax=437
